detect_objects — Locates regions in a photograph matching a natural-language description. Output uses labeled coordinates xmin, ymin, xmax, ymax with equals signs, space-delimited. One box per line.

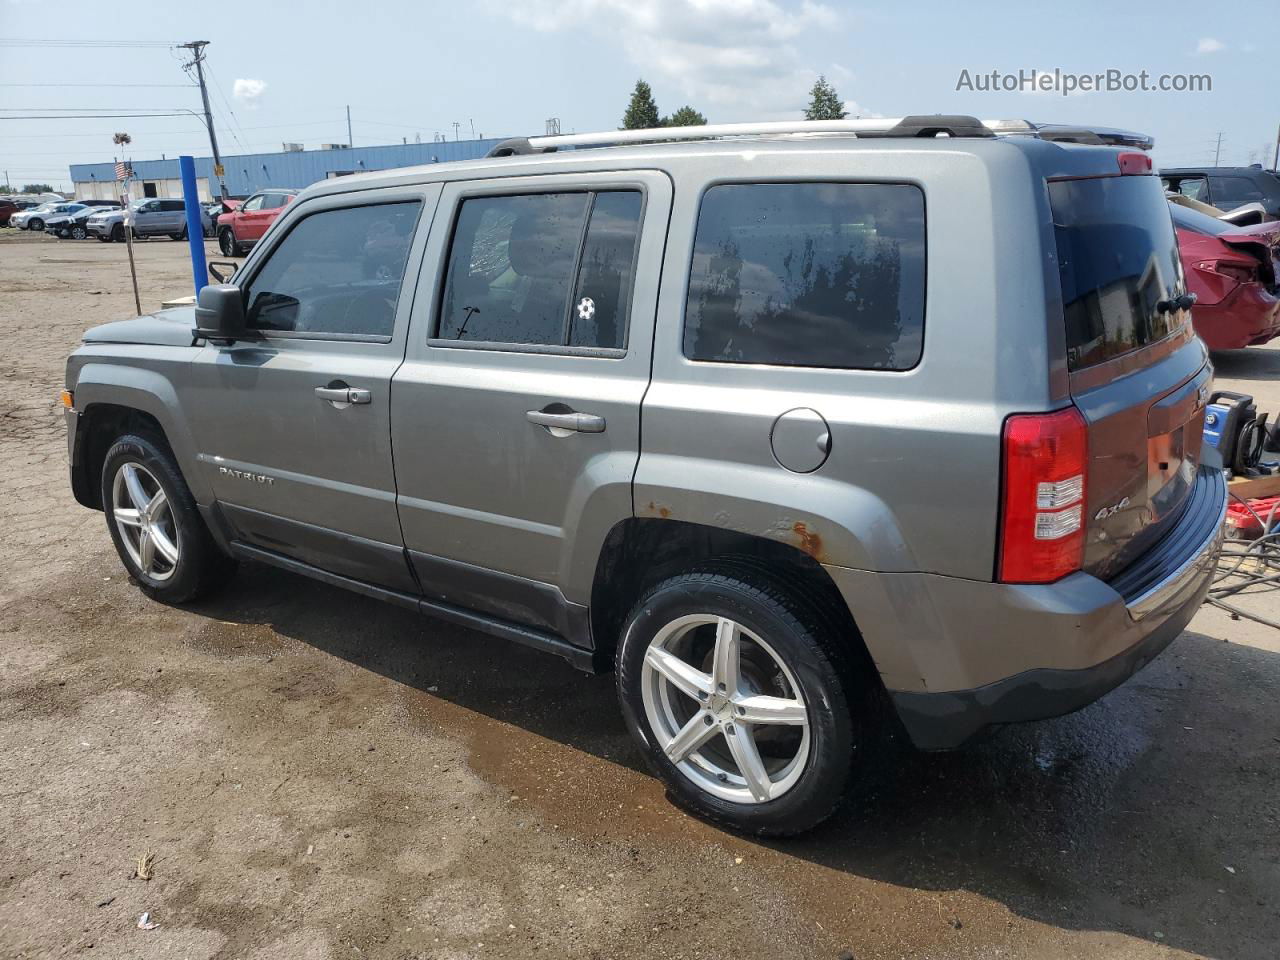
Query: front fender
xmin=71 ymin=360 xmax=210 ymax=503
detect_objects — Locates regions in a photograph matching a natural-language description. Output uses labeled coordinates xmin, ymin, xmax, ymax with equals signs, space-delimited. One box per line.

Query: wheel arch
xmin=588 ymin=517 xmax=877 ymax=679
xmin=71 ymin=365 xmax=209 ymax=509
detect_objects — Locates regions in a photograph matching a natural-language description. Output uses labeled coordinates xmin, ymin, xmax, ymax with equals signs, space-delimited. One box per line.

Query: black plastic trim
xmin=230 ymin=541 xmax=597 ymax=672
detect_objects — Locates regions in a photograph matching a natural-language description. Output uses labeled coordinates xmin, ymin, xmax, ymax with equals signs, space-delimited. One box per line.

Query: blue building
xmin=70 ymin=138 xmax=507 ymax=202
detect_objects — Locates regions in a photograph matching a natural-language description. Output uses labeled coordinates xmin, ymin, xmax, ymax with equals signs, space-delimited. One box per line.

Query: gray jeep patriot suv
xmin=65 ymin=116 xmax=1226 ymax=835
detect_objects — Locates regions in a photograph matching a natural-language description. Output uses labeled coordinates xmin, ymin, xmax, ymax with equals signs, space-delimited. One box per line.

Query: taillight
xmin=1196 ymin=259 xmax=1257 ymax=284
xmin=998 ymin=407 xmax=1088 ymax=584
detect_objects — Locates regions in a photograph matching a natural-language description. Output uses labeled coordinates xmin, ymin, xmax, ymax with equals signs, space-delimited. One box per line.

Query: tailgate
xmin=1050 ymin=172 xmax=1209 ymax=580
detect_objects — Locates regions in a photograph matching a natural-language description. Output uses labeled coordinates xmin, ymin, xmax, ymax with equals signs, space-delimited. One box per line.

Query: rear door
xmin=391 ymin=171 xmax=670 ymax=640
xmin=1052 ymin=172 xmax=1211 ymax=580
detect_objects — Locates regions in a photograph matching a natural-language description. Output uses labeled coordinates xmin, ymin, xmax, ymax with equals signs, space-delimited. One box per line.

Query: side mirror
xmin=207 ymin=259 xmax=238 ymax=284
xmin=194 ymin=283 xmax=246 ymax=343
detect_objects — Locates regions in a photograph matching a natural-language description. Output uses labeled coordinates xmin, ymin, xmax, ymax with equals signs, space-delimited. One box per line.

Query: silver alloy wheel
xmin=640 ymin=614 xmax=811 ymax=804
xmin=111 ymin=462 xmax=180 ymax=581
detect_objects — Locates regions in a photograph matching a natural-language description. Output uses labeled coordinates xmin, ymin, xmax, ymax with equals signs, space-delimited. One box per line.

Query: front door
xmin=184 ymin=185 xmax=439 ymax=592
xmin=392 ymin=171 xmax=671 ymax=641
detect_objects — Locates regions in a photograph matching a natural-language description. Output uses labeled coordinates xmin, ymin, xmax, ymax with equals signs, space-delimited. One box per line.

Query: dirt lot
xmin=1 ymin=229 xmax=1277 ymax=960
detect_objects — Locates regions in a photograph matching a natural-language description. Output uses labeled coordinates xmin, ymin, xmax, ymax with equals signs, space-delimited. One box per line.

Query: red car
xmin=1172 ymin=202 xmax=1280 ymax=350
xmin=216 ymin=189 xmax=296 ymax=256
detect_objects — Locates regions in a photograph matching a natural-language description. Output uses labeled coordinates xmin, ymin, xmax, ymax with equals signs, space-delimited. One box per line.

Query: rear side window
xmin=1210 ymin=176 xmax=1265 ymax=206
xmin=683 ymin=182 xmax=926 ymax=370
xmin=437 ymin=190 xmax=642 ymax=349
xmin=1051 ymin=176 xmax=1184 ymax=371
xmin=244 ymin=201 xmax=422 ymax=338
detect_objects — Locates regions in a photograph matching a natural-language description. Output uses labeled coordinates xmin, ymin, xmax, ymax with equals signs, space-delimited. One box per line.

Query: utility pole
xmin=452 ymin=121 xmax=460 ymax=141
xmin=179 ymin=40 xmax=227 ymax=201
xmin=1213 ymin=131 xmax=1224 ymax=167
xmin=1273 ymin=123 xmax=1279 ymax=170
xmin=347 ymin=105 xmax=353 ymax=148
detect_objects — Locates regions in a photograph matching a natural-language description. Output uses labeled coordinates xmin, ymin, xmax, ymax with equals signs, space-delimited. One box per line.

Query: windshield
xmin=1051 ymin=175 xmax=1185 ymax=371
xmin=1169 ymin=202 xmax=1235 ymax=237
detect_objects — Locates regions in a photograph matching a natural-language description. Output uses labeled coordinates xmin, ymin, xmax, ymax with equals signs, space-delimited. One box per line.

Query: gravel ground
xmin=1 ymin=228 xmax=1277 ymax=960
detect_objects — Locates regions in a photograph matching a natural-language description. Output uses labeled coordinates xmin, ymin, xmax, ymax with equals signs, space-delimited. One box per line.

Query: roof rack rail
xmin=485 ymin=116 xmax=1154 ymax=157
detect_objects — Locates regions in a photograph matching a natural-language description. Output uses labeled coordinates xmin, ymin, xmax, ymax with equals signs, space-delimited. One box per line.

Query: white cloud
xmin=1195 ymin=37 xmax=1225 ymax=54
xmin=495 ymin=0 xmax=856 ymax=116
xmin=232 ymin=78 xmax=268 ymax=106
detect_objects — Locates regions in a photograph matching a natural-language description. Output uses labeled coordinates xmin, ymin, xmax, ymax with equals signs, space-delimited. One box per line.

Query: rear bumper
xmin=826 ymin=460 xmax=1227 ymax=749
xmin=1193 ymin=284 xmax=1280 ymax=350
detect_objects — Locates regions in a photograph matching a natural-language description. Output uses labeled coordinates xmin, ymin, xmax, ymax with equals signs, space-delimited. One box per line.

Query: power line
xmin=0 ymin=38 xmax=180 ymax=48
xmin=0 ymin=82 xmax=196 ymax=88
xmin=0 ymin=113 xmax=194 ymax=120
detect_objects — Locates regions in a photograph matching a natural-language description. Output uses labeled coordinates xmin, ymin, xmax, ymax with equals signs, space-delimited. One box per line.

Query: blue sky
xmin=2 ymin=0 xmax=1275 ymax=189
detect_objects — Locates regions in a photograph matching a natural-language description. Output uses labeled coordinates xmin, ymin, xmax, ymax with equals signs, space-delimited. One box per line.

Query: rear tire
xmin=616 ymin=567 xmax=861 ymax=836
xmin=170 ymin=226 xmax=188 ymax=241
xmin=101 ymin=433 xmax=237 ymax=604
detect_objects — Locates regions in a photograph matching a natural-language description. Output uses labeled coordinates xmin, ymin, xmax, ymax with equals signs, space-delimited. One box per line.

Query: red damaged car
xmin=1172 ymin=203 xmax=1280 ymax=350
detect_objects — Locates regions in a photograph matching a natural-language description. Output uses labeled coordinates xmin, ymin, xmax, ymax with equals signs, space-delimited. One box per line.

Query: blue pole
xmin=178 ymin=155 xmax=208 ymax=296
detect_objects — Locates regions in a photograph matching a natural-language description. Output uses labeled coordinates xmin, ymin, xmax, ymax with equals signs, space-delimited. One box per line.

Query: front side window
xmin=684 ymin=182 xmax=927 ymax=370
xmin=241 ymin=195 xmax=265 ymax=213
xmin=437 ymin=190 xmax=643 ymax=349
xmin=244 ymin=201 xmax=422 ymax=338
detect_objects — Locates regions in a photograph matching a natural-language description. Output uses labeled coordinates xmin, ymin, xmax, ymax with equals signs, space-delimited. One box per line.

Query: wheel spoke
xmin=645 ymin=646 xmax=713 ymax=702
xmin=113 ymin=507 xmax=143 ymax=529
xmin=734 ymin=694 xmax=807 ymax=727
xmin=122 ymin=463 xmax=150 ymax=512
xmin=138 ymin=529 xmax=155 ymax=573
xmin=145 ymin=488 xmax=167 ymax=522
xmin=150 ymin=527 xmax=179 ymax=565
xmin=725 ymin=724 xmax=772 ymax=802
xmin=711 ymin=618 xmax=742 ymax=695
xmin=663 ymin=710 xmax=719 ymax=764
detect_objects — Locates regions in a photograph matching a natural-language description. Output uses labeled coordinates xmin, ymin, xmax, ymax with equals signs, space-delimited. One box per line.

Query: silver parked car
xmin=86 ymin=198 xmax=211 ymax=242
xmin=11 ymin=201 xmax=81 ymax=232
xmin=63 ymin=117 xmax=1225 ymax=835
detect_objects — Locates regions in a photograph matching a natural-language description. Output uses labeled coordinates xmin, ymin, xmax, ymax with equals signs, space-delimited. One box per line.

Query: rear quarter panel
xmin=637 ymin=140 xmax=1063 ymax=580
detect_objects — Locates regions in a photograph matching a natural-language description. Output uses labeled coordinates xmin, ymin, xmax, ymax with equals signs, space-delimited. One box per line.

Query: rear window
xmin=1051 ymin=176 xmax=1185 ymax=371
xmin=683 ymin=182 xmax=926 ymax=370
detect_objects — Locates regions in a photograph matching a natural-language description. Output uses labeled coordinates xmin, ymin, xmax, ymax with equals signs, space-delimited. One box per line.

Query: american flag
xmin=114 ymin=161 xmax=131 ymax=181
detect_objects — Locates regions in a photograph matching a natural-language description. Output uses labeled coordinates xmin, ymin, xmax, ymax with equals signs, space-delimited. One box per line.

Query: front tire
xmin=110 ymin=223 xmax=124 ymax=242
xmin=71 ymin=225 xmax=87 ymax=240
xmin=101 ymin=433 xmax=236 ymax=603
xmin=218 ymin=227 xmax=241 ymax=257
xmin=28 ymin=217 xmax=43 ymax=231
xmin=616 ymin=568 xmax=859 ymax=836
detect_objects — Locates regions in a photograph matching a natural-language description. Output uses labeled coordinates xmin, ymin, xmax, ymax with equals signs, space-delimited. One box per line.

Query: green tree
xmin=663 ymin=106 xmax=707 ymax=127
xmin=804 ymin=75 xmax=847 ymax=120
xmin=21 ymin=183 xmax=55 ymax=194
xmin=622 ymin=79 xmax=662 ymax=130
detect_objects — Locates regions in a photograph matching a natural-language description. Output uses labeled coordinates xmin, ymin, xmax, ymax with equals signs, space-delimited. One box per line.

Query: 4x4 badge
xmin=1094 ymin=497 xmax=1130 ymax=521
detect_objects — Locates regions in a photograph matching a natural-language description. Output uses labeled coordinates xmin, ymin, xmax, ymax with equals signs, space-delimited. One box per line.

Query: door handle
xmin=315 ymin=385 xmax=371 ymax=405
xmin=526 ymin=408 xmax=606 ymax=434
